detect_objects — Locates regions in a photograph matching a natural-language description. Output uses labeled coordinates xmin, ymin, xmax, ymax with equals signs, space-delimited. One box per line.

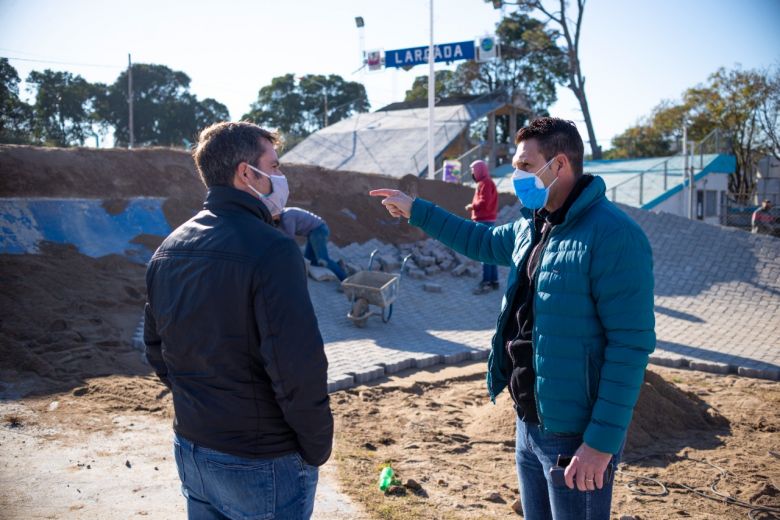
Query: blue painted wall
xmin=0 ymin=197 xmax=171 ymax=263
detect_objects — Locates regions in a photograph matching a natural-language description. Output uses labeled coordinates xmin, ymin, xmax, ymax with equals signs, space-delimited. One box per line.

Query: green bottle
xmin=378 ymin=466 xmax=394 ymax=491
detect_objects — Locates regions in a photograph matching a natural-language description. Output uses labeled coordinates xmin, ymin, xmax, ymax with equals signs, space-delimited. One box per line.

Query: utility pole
xmin=689 ymin=141 xmax=696 ymax=219
xmin=128 ymin=53 xmax=134 ymax=149
xmin=682 ymin=125 xmax=689 ymax=218
xmin=427 ymin=0 xmax=434 ymax=179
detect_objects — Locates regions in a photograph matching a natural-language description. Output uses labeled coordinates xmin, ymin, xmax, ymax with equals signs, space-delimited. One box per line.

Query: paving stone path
xmin=133 ymin=205 xmax=780 ymax=385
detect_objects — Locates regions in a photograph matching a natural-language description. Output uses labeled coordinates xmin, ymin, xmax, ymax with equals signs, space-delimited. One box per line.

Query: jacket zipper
xmin=531 ymin=222 xmax=557 ymax=434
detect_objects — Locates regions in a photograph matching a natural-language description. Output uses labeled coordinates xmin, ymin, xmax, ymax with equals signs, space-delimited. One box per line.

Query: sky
xmin=1 ymin=0 xmax=779 ymax=149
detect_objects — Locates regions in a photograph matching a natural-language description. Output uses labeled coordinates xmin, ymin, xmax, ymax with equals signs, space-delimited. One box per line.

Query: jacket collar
xmin=519 ymin=175 xmax=606 ymax=230
xmin=204 ymin=185 xmax=273 ymax=224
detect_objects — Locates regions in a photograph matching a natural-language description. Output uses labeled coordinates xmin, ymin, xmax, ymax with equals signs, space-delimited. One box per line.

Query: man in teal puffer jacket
xmin=371 ymin=117 xmax=655 ymax=519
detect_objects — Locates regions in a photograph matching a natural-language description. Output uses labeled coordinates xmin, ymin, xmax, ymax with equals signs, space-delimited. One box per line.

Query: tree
xmin=404 ymin=70 xmax=460 ymax=101
xmin=0 ymin=58 xmax=34 ymax=144
xmin=407 ymin=12 xmax=566 ymax=144
xmin=605 ymin=67 xmax=777 ymax=203
xmin=494 ymin=0 xmax=602 ymax=158
xmin=243 ymin=73 xmax=369 ymax=148
xmin=758 ymin=67 xmax=780 ymax=161
xmin=685 ymin=67 xmax=771 ymax=202
xmin=98 ymin=63 xmax=229 ymax=147
xmin=25 ymin=69 xmax=99 ymax=146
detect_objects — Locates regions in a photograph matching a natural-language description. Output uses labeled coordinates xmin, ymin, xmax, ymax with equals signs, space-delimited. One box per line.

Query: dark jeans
xmin=515 ymin=418 xmax=623 ymax=520
xmin=174 ymin=433 xmax=318 ymax=520
xmin=304 ymin=224 xmax=346 ymax=281
xmin=477 ymin=220 xmax=498 ymax=284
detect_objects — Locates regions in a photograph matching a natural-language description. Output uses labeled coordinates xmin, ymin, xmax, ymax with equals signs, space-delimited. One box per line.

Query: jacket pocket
xmin=584 ymin=350 xmax=601 ymax=406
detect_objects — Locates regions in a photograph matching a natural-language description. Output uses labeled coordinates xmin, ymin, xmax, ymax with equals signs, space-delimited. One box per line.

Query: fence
xmin=721 ymin=194 xmax=780 ymax=236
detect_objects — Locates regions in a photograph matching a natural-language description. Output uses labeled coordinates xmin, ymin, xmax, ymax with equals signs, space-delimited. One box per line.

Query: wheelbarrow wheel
xmin=381 ymin=303 xmax=393 ymax=323
xmin=349 ymin=298 xmax=370 ymax=328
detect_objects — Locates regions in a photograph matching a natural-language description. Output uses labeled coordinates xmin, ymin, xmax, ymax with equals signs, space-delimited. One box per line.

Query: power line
xmin=1 ymin=55 xmax=121 ymax=69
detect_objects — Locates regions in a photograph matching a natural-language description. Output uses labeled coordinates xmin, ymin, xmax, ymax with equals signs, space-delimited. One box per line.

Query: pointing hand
xmin=369 ymin=189 xmax=414 ymax=219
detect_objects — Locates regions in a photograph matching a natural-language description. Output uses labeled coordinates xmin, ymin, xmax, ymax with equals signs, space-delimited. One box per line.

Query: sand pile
xmin=0 ymin=242 xmax=148 ymax=397
xmin=461 ymin=369 xmax=728 ymax=454
xmin=0 ymin=144 xmax=515 ymax=246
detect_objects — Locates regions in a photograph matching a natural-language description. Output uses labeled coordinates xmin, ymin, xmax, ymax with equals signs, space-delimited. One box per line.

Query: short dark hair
xmin=193 ymin=121 xmax=280 ymax=187
xmin=515 ymin=117 xmax=584 ymax=176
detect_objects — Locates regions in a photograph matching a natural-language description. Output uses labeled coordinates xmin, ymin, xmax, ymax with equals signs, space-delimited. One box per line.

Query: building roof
xmin=281 ymin=93 xmax=509 ymax=178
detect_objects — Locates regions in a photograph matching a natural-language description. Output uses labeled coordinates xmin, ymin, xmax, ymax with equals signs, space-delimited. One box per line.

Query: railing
xmin=607 ymin=157 xmax=680 ymax=207
xmin=606 ymin=129 xmax=731 ymax=208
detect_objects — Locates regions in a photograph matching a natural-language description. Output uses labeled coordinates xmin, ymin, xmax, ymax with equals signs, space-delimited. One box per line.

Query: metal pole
xmin=323 ymin=87 xmax=328 ymax=127
xmin=664 ymin=161 xmax=668 ymax=191
xmin=128 ymin=53 xmax=134 ymax=149
xmin=427 ymin=0 xmax=435 ymax=179
xmin=639 ymin=172 xmax=644 ymax=206
xmin=689 ymin=141 xmax=695 ymax=220
xmin=683 ymin=126 xmax=688 ymax=218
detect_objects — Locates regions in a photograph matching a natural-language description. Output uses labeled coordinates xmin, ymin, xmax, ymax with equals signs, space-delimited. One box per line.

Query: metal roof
xmin=281 ymin=94 xmax=508 ymax=178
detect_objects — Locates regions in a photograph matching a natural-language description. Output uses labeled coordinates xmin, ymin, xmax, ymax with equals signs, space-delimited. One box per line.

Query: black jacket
xmin=144 ymin=186 xmax=333 ymax=466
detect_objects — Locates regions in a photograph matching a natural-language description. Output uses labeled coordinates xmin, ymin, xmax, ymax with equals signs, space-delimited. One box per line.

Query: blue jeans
xmin=515 ymin=418 xmax=623 ymax=520
xmin=477 ymin=220 xmax=498 ymax=284
xmin=174 ymin=433 xmax=318 ymax=520
xmin=304 ymin=224 xmax=347 ymax=281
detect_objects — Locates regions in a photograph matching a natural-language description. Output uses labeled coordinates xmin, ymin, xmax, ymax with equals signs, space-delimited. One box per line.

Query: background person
xmin=276 ymin=206 xmax=347 ymax=281
xmin=465 ymin=159 xmax=499 ymax=294
xmin=751 ymin=199 xmax=775 ymax=235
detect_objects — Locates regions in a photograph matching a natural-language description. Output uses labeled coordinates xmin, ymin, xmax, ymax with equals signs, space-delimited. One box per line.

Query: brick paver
xmin=133 ymin=206 xmax=780 ymax=387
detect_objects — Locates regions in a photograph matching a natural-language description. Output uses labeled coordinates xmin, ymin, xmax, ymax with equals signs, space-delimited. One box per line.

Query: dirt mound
xmin=0 ymin=144 xmax=515 ymax=245
xmin=461 ymin=369 xmax=728 ymax=453
xmin=0 ymin=242 xmax=148 ymax=397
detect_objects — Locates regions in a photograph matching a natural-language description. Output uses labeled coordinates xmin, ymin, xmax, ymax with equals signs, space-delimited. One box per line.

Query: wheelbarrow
xmin=341 ymin=249 xmax=413 ymax=328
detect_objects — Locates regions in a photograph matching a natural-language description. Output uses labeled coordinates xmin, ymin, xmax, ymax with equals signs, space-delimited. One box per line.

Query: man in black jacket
xmin=144 ymin=121 xmax=333 ymax=520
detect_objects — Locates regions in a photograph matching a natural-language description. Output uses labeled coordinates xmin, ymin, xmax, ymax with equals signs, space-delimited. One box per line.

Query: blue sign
xmin=385 ymin=40 xmax=475 ymax=68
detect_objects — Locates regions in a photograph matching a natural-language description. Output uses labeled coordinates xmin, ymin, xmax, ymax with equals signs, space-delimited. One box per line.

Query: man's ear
xmin=233 ymin=162 xmax=250 ymax=189
xmin=556 ymin=154 xmax=571 ymax=177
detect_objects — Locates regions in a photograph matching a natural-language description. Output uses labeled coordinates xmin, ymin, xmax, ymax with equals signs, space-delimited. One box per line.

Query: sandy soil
xmin=1 ymin=363 xmax=778 ymax=519
xmin=331 ymin=363 xmax=780 ymax=520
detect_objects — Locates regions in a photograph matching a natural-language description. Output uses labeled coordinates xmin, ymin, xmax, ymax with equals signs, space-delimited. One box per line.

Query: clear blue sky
xmin=1 ymin=0 xmax=778 ymax=149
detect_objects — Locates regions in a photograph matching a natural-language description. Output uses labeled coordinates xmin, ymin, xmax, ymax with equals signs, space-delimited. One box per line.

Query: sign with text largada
xmin=375 ymin=36 xmax=497 ymax=70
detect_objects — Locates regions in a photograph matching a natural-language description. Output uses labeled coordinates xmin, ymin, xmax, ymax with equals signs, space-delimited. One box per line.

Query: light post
xmin=299 ymin=76 xmax=329 ymax=128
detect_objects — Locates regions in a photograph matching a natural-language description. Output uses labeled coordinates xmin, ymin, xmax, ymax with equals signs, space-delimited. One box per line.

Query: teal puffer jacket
xmin=409 ymin=176 xmax=655 ymax=454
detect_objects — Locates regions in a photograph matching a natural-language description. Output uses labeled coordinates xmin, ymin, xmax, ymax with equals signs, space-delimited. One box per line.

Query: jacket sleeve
xmin=143 ymin=301 xmax=171 ymax=390
xmin=252 ymin=237 xmax=334 ymax=466
xmin=409 ymin=198 xmax=516 ymax=266
xmin=471 ymin=183 xmax=486 ymax=211
xmin=583 ymin=224 xmax=656 ymax=454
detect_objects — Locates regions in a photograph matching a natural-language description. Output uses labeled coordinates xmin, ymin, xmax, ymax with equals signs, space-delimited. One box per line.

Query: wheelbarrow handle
xmin=400 ymin=254 xmax=413 ymax=278
xmin=368 ymin=249 xmax=380 ymax=271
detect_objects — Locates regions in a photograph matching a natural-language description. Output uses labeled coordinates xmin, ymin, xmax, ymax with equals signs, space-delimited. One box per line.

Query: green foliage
xmin=0 ymin=58 xmax=34 ymax=144
xmin=98 ymin=63 xmax=229 ymax=147
xmin=404 ymin=70 xmax=460 ymax=101
xmin=606 ymin=66 xmax=778 ymax=203
xmin=407 ymin=12 xmax=565 ymax=144
xmin=243 ymin=73 xmax=369 ymax=145
xmin=26 ymin=69 xmax=101 ymax=146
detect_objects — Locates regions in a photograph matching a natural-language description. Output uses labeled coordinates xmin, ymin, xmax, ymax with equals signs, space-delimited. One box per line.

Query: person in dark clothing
xmin=276 ymin=207 xmax=347 ymax=281
xmin=465 ymin=159 xmax=500 ymax=294
xmin=144 ymin=121 xmax=333 ymax=520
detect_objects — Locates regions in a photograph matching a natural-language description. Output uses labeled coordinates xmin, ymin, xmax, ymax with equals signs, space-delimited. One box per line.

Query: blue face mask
xmin=511 ymin=158 xmax=558 ymax=209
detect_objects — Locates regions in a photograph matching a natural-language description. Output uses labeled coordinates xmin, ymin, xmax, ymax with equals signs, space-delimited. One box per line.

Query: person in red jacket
xmin=465 ymin=159 xmax=499 ymax=294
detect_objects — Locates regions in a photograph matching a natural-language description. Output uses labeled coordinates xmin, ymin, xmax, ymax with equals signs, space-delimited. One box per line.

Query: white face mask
xmin=245 ymin=164 xmax=289 ymax=217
